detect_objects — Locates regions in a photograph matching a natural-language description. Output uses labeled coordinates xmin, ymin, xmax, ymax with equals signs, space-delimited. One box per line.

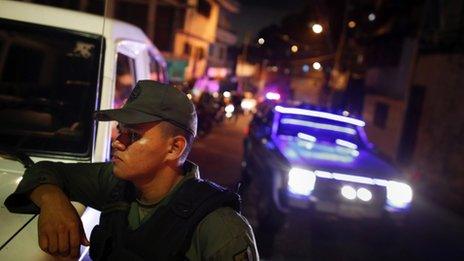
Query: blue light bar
xmin=275 ymin=106 xmax=366 ymax=127
xmin=281 ymin=118 xmax=357 ymax=135
xmin=297 ymin=132 xmax=317 ymax=142
xmin=336 ymin=139 xmax=358 ymax=150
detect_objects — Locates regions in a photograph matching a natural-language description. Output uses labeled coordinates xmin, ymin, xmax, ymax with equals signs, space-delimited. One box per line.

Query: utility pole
xmin=241 ymin=31 xmax=250 ymax=63
xmin=238 ymin=31 xmax=251 ymax=93
xmin=325 ymin=0 xmax=351 ymax=108
xmin=147 ymin=0 xmax=158 ymax=41
xmin=332 ymin=0 xmax=349 ymax=73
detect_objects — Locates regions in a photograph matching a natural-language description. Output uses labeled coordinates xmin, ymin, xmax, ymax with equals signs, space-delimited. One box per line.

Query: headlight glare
xmin=386 ymin=181 xmax=413 ymax=208
xmin=341 ymin=185 xmax=357 ymax=200
xmin=356 ymin=187 xmax=372 ymax=202
xmin=288 ymin=168 xmax=316 ymax=196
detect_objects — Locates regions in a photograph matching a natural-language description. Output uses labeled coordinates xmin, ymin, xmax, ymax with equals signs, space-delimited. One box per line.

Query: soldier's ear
xmin=166 ymin=135 xmax=186 ymax=162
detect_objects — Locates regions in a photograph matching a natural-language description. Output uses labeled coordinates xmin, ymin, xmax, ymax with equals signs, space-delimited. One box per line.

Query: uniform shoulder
xmin=189 ymin=207 xmax=258 ymax=260
xmin=200 ymin=207 xmax=253 ymax=237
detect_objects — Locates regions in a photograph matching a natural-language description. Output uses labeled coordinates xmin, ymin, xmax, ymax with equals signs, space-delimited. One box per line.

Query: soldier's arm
xmin=4 ymin=161 xmax=116 ymax=258
xmin=186 ymin=207 xmax=259 ymax=261
xmin=30 ymin=184 xmax=90 ymax=257
xmin=5 ymin=161 xmax=116 ymax=213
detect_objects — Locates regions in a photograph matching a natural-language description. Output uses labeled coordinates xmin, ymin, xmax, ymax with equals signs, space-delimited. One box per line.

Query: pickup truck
xmin=0 ymin=1 xmax=167 ymax=259
xmin=241 ymin=101 xmax=413 ymax=231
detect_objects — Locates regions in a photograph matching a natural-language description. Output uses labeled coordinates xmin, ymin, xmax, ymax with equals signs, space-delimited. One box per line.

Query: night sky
xmin=233 ymin=0 xmax=309 ymax=43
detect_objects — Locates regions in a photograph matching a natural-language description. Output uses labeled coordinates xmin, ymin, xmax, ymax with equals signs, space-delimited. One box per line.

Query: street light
xmin=291 ymin=45 xmax=298 ymax=53
xmin=368 ymin=13 xmax=376 ymax=22
xmin=258 ymin=38 xmax=265 ymax=45
xmin=312 ymin=23 xmax=323 ymax=34
xmin=302 ymin=64 xmax=310 ymax=72
xmin=348 ymin=20 xmax=356 ymax=28
xmin=312 ymin=62 xmax=322 ymax=70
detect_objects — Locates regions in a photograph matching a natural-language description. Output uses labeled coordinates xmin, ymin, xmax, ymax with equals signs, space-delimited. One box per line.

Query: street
xmin=189 ymin=114 xmax=464 ymax=261
xmin=1 ymin=1 xmax=464 ymax=260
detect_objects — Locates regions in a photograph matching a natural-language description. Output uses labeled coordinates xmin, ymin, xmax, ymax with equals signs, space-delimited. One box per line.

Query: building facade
xmin=361 ymin=1 xmax=464 ymax=213
xmin=207 ymin=0 xmax=240 ymax=78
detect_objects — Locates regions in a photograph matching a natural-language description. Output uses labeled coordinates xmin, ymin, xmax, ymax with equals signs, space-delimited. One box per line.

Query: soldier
xmin=5 ymin=80 xmax=258 ymax=260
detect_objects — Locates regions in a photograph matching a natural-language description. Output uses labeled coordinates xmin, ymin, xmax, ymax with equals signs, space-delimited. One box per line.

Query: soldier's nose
xmin=112 ymin=135 xmax=128 ymax=150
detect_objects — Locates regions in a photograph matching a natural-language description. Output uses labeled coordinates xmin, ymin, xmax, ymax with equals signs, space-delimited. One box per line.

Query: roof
xmin=0 ymin=0 xmax=150 ymax=44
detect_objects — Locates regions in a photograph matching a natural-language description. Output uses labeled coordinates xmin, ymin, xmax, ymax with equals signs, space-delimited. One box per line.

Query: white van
xmin=0 ymin=1 xmax=168 ymax=259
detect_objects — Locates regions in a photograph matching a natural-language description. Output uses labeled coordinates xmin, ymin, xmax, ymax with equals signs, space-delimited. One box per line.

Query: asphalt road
xmin=189 ymin=114 xmax=464 ymax=261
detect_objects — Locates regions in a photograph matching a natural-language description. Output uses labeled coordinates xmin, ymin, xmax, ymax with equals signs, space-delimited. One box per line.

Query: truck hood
xmin=273 ymin=136 xmax=401 ymax=180
xmin=0 ymin=157 xmax=33 ymax=248
xmin=0 ymin=156 xmax=92 ymax=250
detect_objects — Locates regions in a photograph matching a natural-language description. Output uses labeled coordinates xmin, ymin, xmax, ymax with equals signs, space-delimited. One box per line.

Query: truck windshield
xmin=0 ymin=19 xmax=103 ymax=157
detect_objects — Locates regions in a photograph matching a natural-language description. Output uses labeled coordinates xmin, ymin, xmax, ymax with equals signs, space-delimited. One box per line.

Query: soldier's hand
xmin=31 ymin=185 xmax=90 ymax=258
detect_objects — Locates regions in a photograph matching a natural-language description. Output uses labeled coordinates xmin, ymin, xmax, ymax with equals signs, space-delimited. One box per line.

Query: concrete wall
xmin=412 ymin=54 xmax=464 ymax=197
xmin=363 ymin=95 xmax=406 ymax=159
xmin=184 ymin=0 xmax=219 ymax=43
xmin=290 ymin=71 xmax=325 ymax=105
xmin=361 ymin=40 xmax=418 ymax=159
xmin=364 ymin=39 xmax=417 ymax=99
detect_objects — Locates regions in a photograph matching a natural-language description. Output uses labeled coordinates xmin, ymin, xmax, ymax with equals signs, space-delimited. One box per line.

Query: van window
xmin=111 ymin=53 xmax=137 ymax=141
xmin=0 ymin=18 xmax=103 ymax=157
xmin=149 ymin=52 xmax=166 ymax=83
xmin=114 ymin=53 xmax=136 ymax=108
xmin=149 ymin=58 xmax=161 ymax=82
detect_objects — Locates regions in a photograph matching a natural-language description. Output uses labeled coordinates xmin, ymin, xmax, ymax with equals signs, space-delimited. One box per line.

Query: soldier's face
xmin=111 ymin=122 xmax=170 ymax=183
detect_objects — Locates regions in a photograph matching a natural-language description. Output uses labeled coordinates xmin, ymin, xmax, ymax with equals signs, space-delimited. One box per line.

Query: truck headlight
xmin=386 ymin=181 xmax=413 ymax=209
xmin=288 ymin=168 xmax=316 ymax=196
